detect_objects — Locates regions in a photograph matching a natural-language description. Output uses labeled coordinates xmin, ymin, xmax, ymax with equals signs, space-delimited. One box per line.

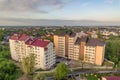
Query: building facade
xmin=54 ymin=32 xmax=105 ymax=65
xmin=9 ymin=34 xmax=56 ymax=70
xmin=84 ymin=39 xmax=105 ymax=65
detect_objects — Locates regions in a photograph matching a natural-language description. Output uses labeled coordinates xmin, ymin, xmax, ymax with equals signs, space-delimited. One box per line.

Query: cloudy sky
xmin=0 ymin=0 xmax=120 ymax=26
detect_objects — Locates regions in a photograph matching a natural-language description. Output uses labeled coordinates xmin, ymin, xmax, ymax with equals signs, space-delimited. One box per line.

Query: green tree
xmin=86 ymin=74 xmax=98 ymax=80
xmin=97 ymin=33 xmax=103 ymax=39
xmin=44 ymin=37 xmax=53 ymax=42
xmin=22 ymin=53 xmax=36 ymax=75
xmin=0 ymin=60 xmax=22 ymax=80
xmin=34 ymin=73 xmax=47 ymax=80
xmin=105 ymin=39 xmax=120 ymax=69
xmin=0 ymin=34 xmax=3 ymax=41
xmin=0 ymin=51 xmax=10 ymax=58
xmin=55 ymin=62 xmax=70 ymax=80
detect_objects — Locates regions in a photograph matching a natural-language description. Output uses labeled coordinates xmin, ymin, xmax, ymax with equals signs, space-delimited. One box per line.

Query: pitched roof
xmin=86 ymin=38 xmax=105 ymax=46
xmin=57 ymin=31 xmax=76 ymax=37
xmin=75 ymin=37 xmax=81 ymax=45
xmin=67 ymin=32 xmax=76 ymax=37
xmin=10 ymin=34 xmax=28 ymax=41
xmin=75 ymin=37 xmax=88 ymax=45
xmin=75 ymin=37 xmax=105 ymax=46
xmin=57 ymin=32 xmax=66 ymax=36
xmin=10 ymin=34 xmax=50 ymax=47
xmin=10 ymin=34 xmax=19 ymax=40
xmin=25 ymin=37 xmax=35 ymax=45
xmin=19 ymin=34 xmax=28 ymax=41
xmin=25 ymin=38 xmax=50 ymax=47
xmin=81 ymin=37 xmax=88 ymax=42
xmin=106 ymin=76 xmax=120 ymax=80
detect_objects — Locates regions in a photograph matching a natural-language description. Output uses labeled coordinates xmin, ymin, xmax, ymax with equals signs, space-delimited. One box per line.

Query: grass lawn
xmin=35 ymin=68 xmax=44 ymax=72
xmin=103 ymin=60 xmax=114 ymax=67
xmin=86 ymin=75 xmax=98 ymax=80
xmin=116 ymin=61 xmax=120 ymax=69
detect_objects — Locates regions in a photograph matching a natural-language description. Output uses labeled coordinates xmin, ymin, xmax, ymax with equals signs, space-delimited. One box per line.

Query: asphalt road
xmin=46 ymin=70 xmax=120 ymax=80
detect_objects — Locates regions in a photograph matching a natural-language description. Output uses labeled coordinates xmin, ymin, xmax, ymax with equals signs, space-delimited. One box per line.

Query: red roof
xmin=106 ymin=76 xmax=120 ymax=80
xmin=19 ymin=34 xmax=28 ymax=41
xmin=10 ymin=34 xmax=28 ymax=41
xmin=10 ymin=34 xmax=19 ymax=40
xmin=25 ymin=38 xmax=35 ymax=45
xmin=25 ymin=38 xmax=50 ymax=47
xmin=10 ymin=34 xmax=50 ymax=47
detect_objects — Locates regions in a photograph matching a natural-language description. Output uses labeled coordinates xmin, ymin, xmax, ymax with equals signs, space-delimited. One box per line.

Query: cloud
xmin=0 ymin=0 xmax=69 ymax=13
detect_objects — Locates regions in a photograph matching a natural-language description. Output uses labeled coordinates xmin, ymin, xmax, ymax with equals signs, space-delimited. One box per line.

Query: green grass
xmin=103 ymin=61 xmax=114 ymax=66
xmin=43 ymin=72 xmax=55 ymax=77
xmin=116 ymin=61 xmax=120 ymax=68
xmin=86 ymin=75 xmax=98 ymax=80
xmin=35 ymin=68 xmax=44 ymax=72
xmin=34 ymin=72 xmax=55 ymax=80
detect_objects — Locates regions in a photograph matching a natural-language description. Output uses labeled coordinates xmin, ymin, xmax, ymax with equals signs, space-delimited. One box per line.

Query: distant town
xmin=0 ymin=26 xmax=120 ymax=80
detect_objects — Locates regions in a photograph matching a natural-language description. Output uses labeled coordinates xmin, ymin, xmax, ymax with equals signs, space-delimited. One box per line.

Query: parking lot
xmin=55 ymin=56 xmax=96 ymax=69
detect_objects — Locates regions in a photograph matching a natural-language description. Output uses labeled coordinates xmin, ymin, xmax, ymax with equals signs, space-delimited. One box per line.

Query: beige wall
xmin=68 ymin=37 xmax=75 ymax=59
xmin=95 ymin=45 xmax=105 ymax=65
xmin=54 ymin=35 xmax=66 ymax=57
xmin=73 ymin=45 xmax=80 ymax=60
xmin=9 ymin=39 xmax=55 ymax=70
xmin=53 ymin=34 xmax=105 ymax=66
xmin=84 ymin=46 xmax=96 ymax=64
xmin=9 ymin=39 xmax=18 ymax=61
xmin=84 ymin=45 xmax=105 ymax=65
xmin=54 ymin=35 xmax=58 ymax=55
xmin=58 ymin=36 xmax=66 ymax=57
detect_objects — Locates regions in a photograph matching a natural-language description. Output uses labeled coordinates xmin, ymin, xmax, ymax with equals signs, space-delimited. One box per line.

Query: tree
xmin=86 ymin=74 xmax=98 ymax=80
xmin=0 ymin=34 xmax=3 ymax=41
xmin=105 ymin=39 xmax=120 ymax=69
xmin=22 ymin=53 xmax=36 ymax=75
xmin=34 ymin=73 xmax=47 ymax=80
xmin=0 ymin=51 xmax=10 ymax=59
xmin=97 ymin=33 xmax=103 ymax=39
xmin=55 ymin=62 xmax=70 ymax=80
xmin=0 ymin=60 xmax=22 ymax=80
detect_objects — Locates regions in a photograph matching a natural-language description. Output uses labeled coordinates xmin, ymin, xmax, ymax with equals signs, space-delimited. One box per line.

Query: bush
xmin=0 ymin=60 xmax=22 ymax=80
xmin=0 ymin=44 xmax=22 ymax=80
xmin=86 ymin=74 xmax=98 ymax=80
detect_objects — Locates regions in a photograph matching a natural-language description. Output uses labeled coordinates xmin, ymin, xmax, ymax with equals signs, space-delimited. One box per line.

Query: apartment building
xmin=54 ymin=32 xmax=77 ymax=58
xmin=67 ymin=32 xmax=77 ymax=60
xmin=83 ymin=38 xmax=105 ymax=65
xmin=54 ymin=33 xmax=66 ymax=57
xmin=9 ymin=34 xmax=56 ymax=69
xmin=54 ymin=32 xmax=105 ymax=65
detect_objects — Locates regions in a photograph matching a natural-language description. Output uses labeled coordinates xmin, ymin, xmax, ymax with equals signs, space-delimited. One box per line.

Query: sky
xmin=0 ymin=0 xmax=120 ymax=26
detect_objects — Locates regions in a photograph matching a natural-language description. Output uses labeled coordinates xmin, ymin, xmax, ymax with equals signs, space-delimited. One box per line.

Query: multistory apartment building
xmin=76 ymin=37 xmax=105 ymax=65
xmin=67 ymin=32 xmax=77 ymax=60
xmin=54 ymin=34 xmax=66 ymax=57
xmin=54 ymin=32 xmax=77 ymax=58
xmin=9 ymin=34 xmax=56 ymax=69
xmin=54 ymin=32 xmax=105 ymax=65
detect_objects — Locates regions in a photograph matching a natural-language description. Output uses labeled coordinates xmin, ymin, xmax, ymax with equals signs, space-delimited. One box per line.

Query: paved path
xmin=35 ymin=66 xmax=113 ymax=74
xmin=46 ymin=70 xmax=120 ymax=80
xmin=11 ymin=59 xmax=116 ymax=80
